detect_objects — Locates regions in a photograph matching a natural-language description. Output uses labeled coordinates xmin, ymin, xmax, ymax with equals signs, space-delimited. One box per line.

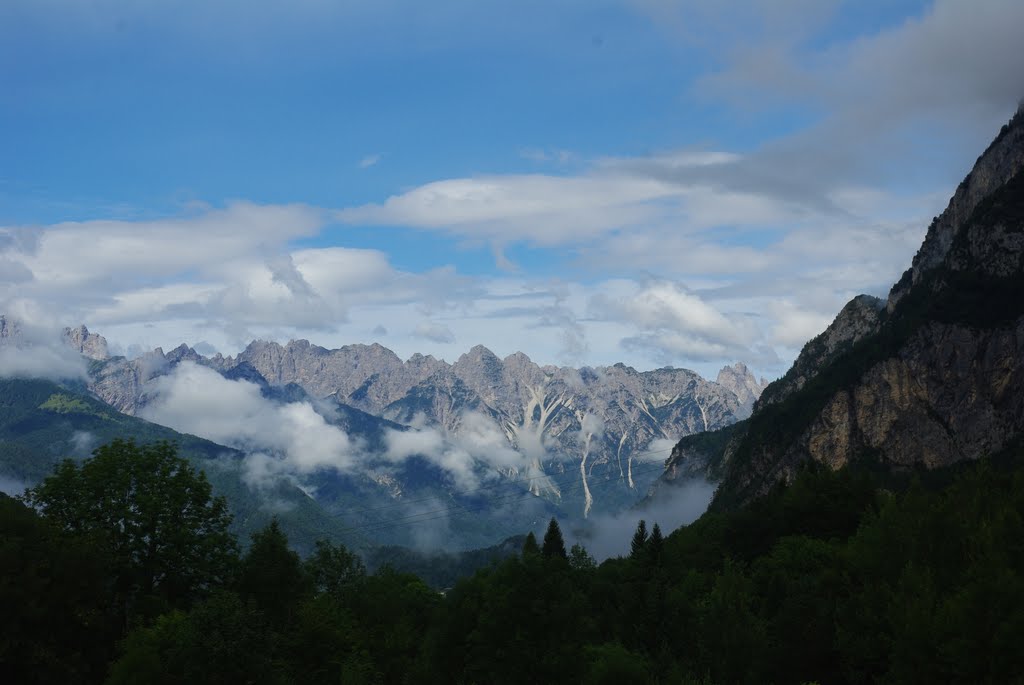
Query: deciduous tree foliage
xmin=25 ymin=439 xmax=236 ymax=621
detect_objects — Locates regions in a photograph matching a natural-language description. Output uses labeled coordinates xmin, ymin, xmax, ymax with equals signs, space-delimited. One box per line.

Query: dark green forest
xmin=5 ymin=438 xmax=1024 ymax=684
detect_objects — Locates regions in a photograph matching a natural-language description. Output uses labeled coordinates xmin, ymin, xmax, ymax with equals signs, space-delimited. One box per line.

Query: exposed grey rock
xmin=756 ymin=295 xmax=885 ymax=409
xmin=888 ymin=105 xmax=1024 ymax=309
xmin=71 ymin=325 xmax=766 ymax=517
xmin=660 ymin=108 xmax=1024 ymax=508
xmin=61 ymin=324 xmax=110 ymax=361
xmin=716 ymin=362 xmax=769 ymax=416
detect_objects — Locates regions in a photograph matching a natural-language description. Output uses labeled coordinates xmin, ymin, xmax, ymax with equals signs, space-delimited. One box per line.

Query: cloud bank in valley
xmin=140 ymin=362 xmax=358 ymax=485
xmin=567 ymin=478 xmax=717 ymax=562
xmin=138 ymin=361 xmax=539 ymax=494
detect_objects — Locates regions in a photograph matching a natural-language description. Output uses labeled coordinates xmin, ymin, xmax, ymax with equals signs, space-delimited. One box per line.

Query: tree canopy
xmin=25 ymin=439 xmax=236 ymax=619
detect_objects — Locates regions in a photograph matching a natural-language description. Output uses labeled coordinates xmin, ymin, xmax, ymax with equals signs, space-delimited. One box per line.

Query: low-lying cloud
xmin=0 ymin=320 xmax=87 ymax=381
xmin=567 ymin=478 xmax=717 ymax=562
xmin=382 ymin=410 xmax=531 ymax=489
xmin=140 ymin=362 xmax=358 ymax=484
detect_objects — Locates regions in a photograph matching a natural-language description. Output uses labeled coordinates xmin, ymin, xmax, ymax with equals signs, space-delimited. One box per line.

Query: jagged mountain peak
xmin=662 ymin=106 xmax=1024 ymax=510
xmin=888 ymin=107 xmax=1024 ymax=310
xmin=502 ymin=350 xmax=534 ymax=366
xmin=456 ymin=344 xmax=501 ymax=364
xmin=715 ymin=362 xmax=769 ymax=413
xmin=757 ymin=293 xmax=885 ymax=410
xmin=165 ymin=343 xmax=203 ymax=364
xmin=62 ymin=323 xmax=109 ymax=361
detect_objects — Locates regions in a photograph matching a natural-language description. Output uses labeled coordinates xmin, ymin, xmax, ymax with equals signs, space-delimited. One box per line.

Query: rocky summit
xmin=658 ymin=107 xmax=1024 ymax=509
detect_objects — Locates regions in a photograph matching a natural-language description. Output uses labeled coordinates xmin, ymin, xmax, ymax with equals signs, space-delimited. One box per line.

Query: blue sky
xmin=2 ymin=0 xmax=1023 ymax=379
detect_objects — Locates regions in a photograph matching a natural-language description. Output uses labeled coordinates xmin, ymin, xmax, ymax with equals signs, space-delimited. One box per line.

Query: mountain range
xmin=1 ymin=314 xmax=766 ymax=550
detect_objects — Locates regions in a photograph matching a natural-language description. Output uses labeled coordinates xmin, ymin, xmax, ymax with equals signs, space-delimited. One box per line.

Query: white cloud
xmin=4 ymin=2 xmax=1018 ymax=385
xmin=0 ymin=344 xmax=87 ymax=381
xmin=0 ymin=320 xmax=87 ymax=381
xmin=764 ymin=300 xmax=833 ymax=348
xmin=589 ymin=280 xmax=757 ymax=362
xmin=140 ymin=362 xmax=357 ymax=481
xmin=337 ymin=174 xmax=680 ymax=246
xmin=567 ymin=478 xmax=716 ymax=561
xmin=9 ymin=202 xmax=321 ymax=288
xmin=381 ymin=410 xmax=532 ymax=489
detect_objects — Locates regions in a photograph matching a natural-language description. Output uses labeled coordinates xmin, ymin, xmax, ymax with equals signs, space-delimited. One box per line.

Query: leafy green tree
xmin=305 ymin=539 xmax=366 ymax=597
xmin=25 ymin=439 xmax=236 ymax=621
xmin=105 ymin=591 xmax=275 ymax=685
xmin=542 ymin=517 xmax=567 ymax=559
xmin=630 ymin=519 xmax=648 ymax=559
xmin=0 ymin=495 xmax=114 ymax=684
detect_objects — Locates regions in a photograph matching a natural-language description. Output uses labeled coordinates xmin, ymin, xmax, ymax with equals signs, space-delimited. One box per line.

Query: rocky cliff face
xmin=661 ymin=107 xmax=1024 ymax=509
xmin=888 ymin=110 xmax=1024 ymax=309
xmin=756 ymin=295 xmax=885 ymax=409
xmin=716 ymin=362 xmax=769 ymax=415
xmin=61 ymin=325 xmax=109 ymax=361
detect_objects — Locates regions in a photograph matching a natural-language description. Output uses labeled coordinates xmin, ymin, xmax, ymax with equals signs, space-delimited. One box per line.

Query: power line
xmin=341 ymin=444 xmax=678 ymax=515
xmin=334 ymin=450 xmax=675 ymax=530
xmin=336 ymin=459 xmax=674 ymax=536
xmin=347 ymin=461 xmax=672 ymax=537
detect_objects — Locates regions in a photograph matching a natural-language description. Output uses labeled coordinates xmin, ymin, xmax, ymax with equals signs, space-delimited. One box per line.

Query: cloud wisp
xmin=140 ymin=362 xmax=359 ymax=486
xmin=566 ymin=478 xmax=717 ymax=562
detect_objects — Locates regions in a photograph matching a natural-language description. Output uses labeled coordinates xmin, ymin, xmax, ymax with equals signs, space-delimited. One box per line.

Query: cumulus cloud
xmin=140 ymin=362 xmax=357 ymax=484
xmin=637 ymin=437 xmax=678 ymax=462
xmin=588 ymin=280 xmax=760 ymax=364
xmin=0 ymin=345 xmax=87 ymax=381
xmin=5 ymin=1 xmax=1018 ymax=383
xmin=0 ymin=204 xmax=480 ymax=358
xmin=578 ymin=413 xmax=605 ymax=443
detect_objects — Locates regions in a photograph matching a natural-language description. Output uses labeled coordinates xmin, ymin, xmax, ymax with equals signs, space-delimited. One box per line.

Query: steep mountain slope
xmin=659 ymin=107 xmax=1024 ymax=509
xmin=0 ymin=377 xmax=359 ymax=554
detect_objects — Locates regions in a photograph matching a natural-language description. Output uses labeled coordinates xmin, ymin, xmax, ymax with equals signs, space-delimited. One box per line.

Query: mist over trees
xmin=5 ymin=438 xmax=1024 ymax=683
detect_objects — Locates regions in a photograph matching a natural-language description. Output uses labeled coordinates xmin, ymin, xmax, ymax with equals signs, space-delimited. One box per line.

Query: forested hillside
xmin=6 ymin=438 xmax=1024 ymax=684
